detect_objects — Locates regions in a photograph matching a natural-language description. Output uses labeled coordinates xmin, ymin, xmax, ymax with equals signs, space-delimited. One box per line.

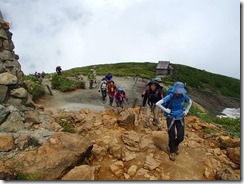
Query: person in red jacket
xmin=107 ymin=80 xmax=117 ymax=106
xmin=115 ymin=86 xmax=128 ymax=108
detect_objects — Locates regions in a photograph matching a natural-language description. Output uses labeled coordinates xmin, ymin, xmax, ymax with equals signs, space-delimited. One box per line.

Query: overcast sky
xmin=1 ymin=0 xmax=240 ymax=79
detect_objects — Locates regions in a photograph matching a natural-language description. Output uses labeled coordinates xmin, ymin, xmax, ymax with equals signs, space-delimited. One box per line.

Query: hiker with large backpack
xmin=115 ymin=86 xmax=128 ymax=108
xmin=107 ymin=80 xmax=116 ymax=106
xmin=98 ymin=78 xmax=108 ymax=104
xmin=141 ymin=77 xmax=163 ymax=98
xmin=142 ymin=79 xmax=164 ymax=130
xmin=156 ymin=81 xmax=192 ymax=161
xmin=56 ymin=66 xmax=62 ymax=75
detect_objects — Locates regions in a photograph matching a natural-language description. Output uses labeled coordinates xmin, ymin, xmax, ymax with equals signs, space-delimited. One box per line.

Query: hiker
xmin=34 ymin=71 xmax=38 ymax=78
xmin=156 ymin=81 xmax=192 ymax=161
xmin=114 ymin=86 xmax=128 ymax=108
xmin=107 ymin=80 xmax=117 ymax=106
xmin=141 ymin=77 xmax=163 ymax=98
xmin=87 ymin=68 xmax=95 ymax=89
xmin=105 ymin=72 xmax=113 ymax=81
xmin=99 ymin=78 xmax=108 ymax=104
xmin=41 ymin=71 xmax=45 ymax=78
xmin=93 ymin=66 xmax=97 ymax=84
xmin=56 ymin=66 xmax=62 ymax=75
xmin=154 ymin=77 xmax=164 ymax=91
xmin=142 ymin=79 xmax=164 ymax=130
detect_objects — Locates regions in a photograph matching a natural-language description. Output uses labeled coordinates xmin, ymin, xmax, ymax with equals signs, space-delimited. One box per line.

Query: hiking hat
xmin=154 ymin=77 xmax=162 ymax=83
xmin=102 ymin=78 xmax=107 ymax=81
xmin=109 ymin=80 xmax=114 ymax=84
xmin=148 ymin=79 xmax=159 ymax=86
xmin=172 ymin=82 xmax=187 ymax=94
xmin=118 ymin=86 xmax=125 ymax=91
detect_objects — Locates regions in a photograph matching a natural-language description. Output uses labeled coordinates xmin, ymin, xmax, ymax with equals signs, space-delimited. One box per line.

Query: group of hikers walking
xmin=87 ymin=67 xmax=128 ymax=108
xmin=87 ymin=66 xmax=192 ymax=161
xmin=141 ymin=77 xmax=192 ymax=161
xmin=99 ymin=78 xmax=128 ymax=108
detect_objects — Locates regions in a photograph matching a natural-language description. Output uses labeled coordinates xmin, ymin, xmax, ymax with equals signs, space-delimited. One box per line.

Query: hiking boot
xmin=176 ymin=146 xmax=180 ymax=155
xmin=152 ymin=121 xmax=157 ymax=126
xmin=169 ymin=153 xmax=176 ymax=161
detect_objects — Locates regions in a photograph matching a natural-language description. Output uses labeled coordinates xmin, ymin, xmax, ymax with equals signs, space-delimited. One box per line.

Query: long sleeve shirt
xmin=156 ymin=94 xmax=192 ymax=120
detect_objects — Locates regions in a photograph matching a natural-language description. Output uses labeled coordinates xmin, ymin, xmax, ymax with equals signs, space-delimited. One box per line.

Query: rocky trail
xmin=25 ymin=75 xmax=239 ymax=181
xmin=0 ymin=75 xmax=240 ymax=181
xmin=0 ymin=15 xmax=239 ymax=181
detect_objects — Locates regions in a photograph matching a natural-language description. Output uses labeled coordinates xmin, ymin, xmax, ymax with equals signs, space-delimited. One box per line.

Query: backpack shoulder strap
xmin=168 ymin=93 xmax=174 ymax=110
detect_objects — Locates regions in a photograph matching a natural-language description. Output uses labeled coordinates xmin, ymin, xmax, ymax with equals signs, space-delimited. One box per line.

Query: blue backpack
xmin=163 ymin=86 xmax=173 ymax=116
xmin=163 ymin=86 xmax=186 ymax=117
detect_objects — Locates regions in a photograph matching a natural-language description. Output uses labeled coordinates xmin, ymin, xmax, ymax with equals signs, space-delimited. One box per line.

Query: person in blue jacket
xmin=156 ymin=81 xmax=192 ymax=161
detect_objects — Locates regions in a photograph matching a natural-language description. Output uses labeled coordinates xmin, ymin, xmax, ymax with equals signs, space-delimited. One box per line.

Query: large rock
xmin=215 ymin=168 xmax=240 ymax=180
xmin=10 ymin=87 xmax=28 ymax=98
xmin=0 ymin=85 xmax=8 ymax=103
xmin=143 ymin=155 xmax=160 ymax=171
xmin=0 ymin=104 xmax=10 ymax=124
xmin=0 ymin=72 xmax=17 ymax=85
xmin=121 ymin=130 xmax=141 ymax=151
xmin=24 ymin=109 xmax=40 ymax=124
xmin=0 ymin=50 xmax=13 ymax=61
xmin=4 ymin=132 xmax=93 ymax=180
xmin=219 ymin=136 xmax=240 ymax=149
xmin=61 ymin=165 xmax=96 ymax=180
xmin=117 ymin=109 xmax=135 ymax=130
xmin=226 ymin=147 xmax=240 ymax=165
xmin=0 ymin=133 xmax=15 ymax=151
xmin=0 ymin=111 xmax=25 ymax=132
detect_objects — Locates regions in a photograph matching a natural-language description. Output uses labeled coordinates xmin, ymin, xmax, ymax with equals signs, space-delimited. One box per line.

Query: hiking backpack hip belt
xmin=168 ymin=117 xmax=184 ymax=131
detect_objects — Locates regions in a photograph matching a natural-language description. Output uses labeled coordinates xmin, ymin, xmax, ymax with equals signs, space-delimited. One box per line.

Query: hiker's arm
xmin=156 ymin=97 xmax=171 ymax=114
xmin=142 ymin=92 xmax=148 ymax=107
xmin=184 ymin=99 xmax=192 ymax=116
xmin=98 ymin=83 xmax=101 ymax=92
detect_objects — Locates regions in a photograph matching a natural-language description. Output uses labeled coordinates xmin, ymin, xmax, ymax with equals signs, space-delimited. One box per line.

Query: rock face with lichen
xmin=0 ymin=11 xmax=36 ymax=110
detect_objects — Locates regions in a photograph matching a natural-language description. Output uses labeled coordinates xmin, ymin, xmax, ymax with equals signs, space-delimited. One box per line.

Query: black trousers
xmin=101 ymin=89 xmax=107 ymax=101
xmin=166 ymin=117 xmax=185 ymax=153
xmin=109 ymin=94 xmax=114 ymax=106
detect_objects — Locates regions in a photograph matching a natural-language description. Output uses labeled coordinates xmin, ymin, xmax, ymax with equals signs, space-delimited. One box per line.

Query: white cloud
xmin=1 ymin=0 xmax=240 ymax=79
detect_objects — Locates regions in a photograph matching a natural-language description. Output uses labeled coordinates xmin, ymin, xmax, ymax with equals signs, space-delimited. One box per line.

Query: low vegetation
xmin=51 ymin=74 xmax=85 ymax=92
xmin=58 ymin=119 xmax=76 ymax=133
xmin=24 ymin=62 xmax=240 ymax=137
xmin=17 ymin=171 xmax=40 ymax=180
xmin=24 ymin=75 xmax=45 ymax=101
xmin=190 ymin=105 xmax=240 ymax=137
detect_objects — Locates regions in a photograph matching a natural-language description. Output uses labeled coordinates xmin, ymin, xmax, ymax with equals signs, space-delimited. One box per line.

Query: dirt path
xmin=37 ymin=75 xmax=147 ymax=112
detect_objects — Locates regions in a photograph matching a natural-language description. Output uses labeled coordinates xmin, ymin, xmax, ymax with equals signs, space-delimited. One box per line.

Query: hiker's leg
xmin=154 ymin=106 xmax=161 ymax=127
xmin=146 ymin=105 xmax=151 ymax=125
xmin=120 ymin=101 xmax=123 ymax=108
xmin=102 ymin=90 xmax=106 ymax=101
xmin=109 ymin=95 xmax=114 ymax=106
xmin=167 ymin=117 xmax=176 ymax=153
xmin=175 ymin=119 xmax=185 ymax=146
xmin=89 ymin=80 xmax=93 ymax=89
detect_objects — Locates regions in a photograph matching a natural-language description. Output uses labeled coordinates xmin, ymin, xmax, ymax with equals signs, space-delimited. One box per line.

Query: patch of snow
xmin=217 ymin=108 xmax=240 ymax=119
